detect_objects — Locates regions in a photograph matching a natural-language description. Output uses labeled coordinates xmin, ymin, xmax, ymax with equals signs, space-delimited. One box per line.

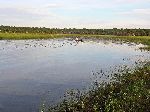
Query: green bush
xmin=46 ymin=62 xmax=150 ymax=112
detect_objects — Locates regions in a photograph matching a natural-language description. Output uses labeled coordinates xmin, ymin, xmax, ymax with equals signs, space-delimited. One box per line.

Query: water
xmin=0 ymin=38 xmax=149 ymax=112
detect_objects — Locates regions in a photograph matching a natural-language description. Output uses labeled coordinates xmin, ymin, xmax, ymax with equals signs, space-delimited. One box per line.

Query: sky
xmin=0 ymin=0 xmax=150 ymax=28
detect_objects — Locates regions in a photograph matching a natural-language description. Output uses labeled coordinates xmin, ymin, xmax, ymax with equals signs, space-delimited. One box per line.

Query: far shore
xmin=0 ymin=33 xmax=150 ymax=48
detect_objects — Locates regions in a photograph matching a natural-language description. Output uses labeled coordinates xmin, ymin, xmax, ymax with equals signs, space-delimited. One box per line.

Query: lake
xmin=0 ymin=38 xmax=149 ymax=112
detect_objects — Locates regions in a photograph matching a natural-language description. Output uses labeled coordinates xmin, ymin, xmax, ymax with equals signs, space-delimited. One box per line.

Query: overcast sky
xmin=0 ymin=0 xmax=150 ymax=28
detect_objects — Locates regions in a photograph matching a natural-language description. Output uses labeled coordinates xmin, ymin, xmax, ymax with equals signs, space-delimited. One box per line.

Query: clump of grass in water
xmin=140 ymin=46 xmax=150 ymax=51
xmin=41 ymin=61 xmax=150 ymax=112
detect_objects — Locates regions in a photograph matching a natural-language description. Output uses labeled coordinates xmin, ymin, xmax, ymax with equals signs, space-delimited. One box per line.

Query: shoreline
xmin=0 ymin=33 xmax=150 ymax=50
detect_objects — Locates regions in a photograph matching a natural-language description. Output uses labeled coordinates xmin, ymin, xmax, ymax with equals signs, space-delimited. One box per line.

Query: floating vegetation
xmin=140 ymin=46 xmax=150 ymax=51
xmin=43 ymin=61 xmax=150 ymax=112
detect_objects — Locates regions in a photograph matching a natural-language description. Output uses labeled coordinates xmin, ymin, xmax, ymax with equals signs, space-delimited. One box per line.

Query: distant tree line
xmin=0 ymin=25 xmax=150 ymax=36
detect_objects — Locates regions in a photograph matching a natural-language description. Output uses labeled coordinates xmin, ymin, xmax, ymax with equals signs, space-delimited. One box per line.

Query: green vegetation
xmin=0 ymin=25 xmax=149 ymax=46
xmin=0 ymin=32 xmax=150 ymax=50
xmin=0 ymin=33 xmax=149 ymax=44
xmin=0 ymin=33 xmax=70 ymax=40
xmin=0 ymin=25 xmax=150 ymax=48
xmin=45 ymin=62 xmax=150 ymax=112
xmin=0 ymin=25 xmax=150 ymax=36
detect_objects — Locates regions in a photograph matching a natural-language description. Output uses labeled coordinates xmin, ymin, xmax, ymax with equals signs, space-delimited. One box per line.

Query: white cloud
xmin=0 ymin=0 xmax=150 ymax=28
xmin=112 ymin=8 xmax=150 ymax=28
xmin=132 ymin=9 xmax=150 ymax=15
xmin=120 ymin=8 xmax=150 ymax=15
xmin=114 ymin=0 xmax=149 ymax=3
xmin=73 ymin=19 xmax=150 ymax=29
xmin=45 ymin=3 xmax=62 ymax=8
xmin=118 ymin=8 xmax=150 ymax=23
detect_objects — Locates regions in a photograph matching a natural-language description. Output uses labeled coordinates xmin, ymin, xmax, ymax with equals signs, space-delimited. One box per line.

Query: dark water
xmin=0 ymin=38 xmax=149 ymax=112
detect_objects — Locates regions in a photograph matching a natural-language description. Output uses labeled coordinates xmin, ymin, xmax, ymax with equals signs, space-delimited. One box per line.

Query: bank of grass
xmin=45 ymin=62 xmax=150 ymax=112
xmin=0 ymin=33 xmax=70 ymax=40
xmin=0 ymin=33 xmax=109 ymax=40
xmin=98 ymin=35 xmax=150 ymax=46
xmin=0 ymin=33 xmax=103 ymax=39
xmin=0 ymin=32 xmax=150 ymax=46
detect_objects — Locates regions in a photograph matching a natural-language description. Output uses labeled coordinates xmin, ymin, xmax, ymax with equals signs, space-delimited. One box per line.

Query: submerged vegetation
xmin=44 ymin=62 xmax=150 ymax=112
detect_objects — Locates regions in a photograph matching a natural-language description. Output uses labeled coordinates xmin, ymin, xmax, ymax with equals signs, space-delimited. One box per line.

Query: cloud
xmin=115 ymin=0 xmax=140 ymax=2
xmin=73 ymin=19 xmax=150 ymax=29
xmin=0 ymin=7 xmax=42 ymax=19
xmin=45 ymin=3 xmax=62 ymax=8
xmin=130 ymin=9 xmax=150 ymax=15
xmin=120 ymin=8 xmax=150 ymax=15
xmin=0 ymin=0 xmax=150 ymax=28
xmin=118 ymin=8 xmax=150 ymax=22
xmin=0 ymin=7 xmax=63 ymax=27
xmin=114 ymin=0 xmax=149 ymax=3
xmin=113 ymin=8 xmax=150 ymax=28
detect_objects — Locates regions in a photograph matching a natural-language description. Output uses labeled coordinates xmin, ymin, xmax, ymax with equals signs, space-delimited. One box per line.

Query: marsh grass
xmin=0 ymin=33 xmax=149 ymax=42
xmin=0 ymin=33 xmax=67 ymax=40
xmin=45 ymin=61 xmax=150 ymax=112
xmin=0 ymin=33 xmax=150 ymax=49
xmin=139 ymin=46 xmax=150 ymax=51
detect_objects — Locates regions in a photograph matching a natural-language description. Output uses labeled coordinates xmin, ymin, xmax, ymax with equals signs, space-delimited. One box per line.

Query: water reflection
xmin=0 ymin=38 xmax=149 ymax=112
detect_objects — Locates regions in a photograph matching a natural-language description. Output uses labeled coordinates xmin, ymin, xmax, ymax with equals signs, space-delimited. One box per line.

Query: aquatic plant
xmin=43 ymin=61 xmax=150 ymax=112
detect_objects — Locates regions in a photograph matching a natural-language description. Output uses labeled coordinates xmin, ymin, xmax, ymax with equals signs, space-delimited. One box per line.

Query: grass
xmin=0 ymin=32 xmax=150 ymax=45
xmin=1 ymin=32 xmax=150 ymax=50
xmin=45 ymin=62 xmax=150 ymax=112
xmin=0 ymin=33 xmax=110 ymax=40
xmin=0 ymin=33 xmax=69 ymax=40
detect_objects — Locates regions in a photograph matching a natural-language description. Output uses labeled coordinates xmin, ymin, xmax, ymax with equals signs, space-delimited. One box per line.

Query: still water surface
xmin=0 ymin=38 xmax=149 ymax=112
